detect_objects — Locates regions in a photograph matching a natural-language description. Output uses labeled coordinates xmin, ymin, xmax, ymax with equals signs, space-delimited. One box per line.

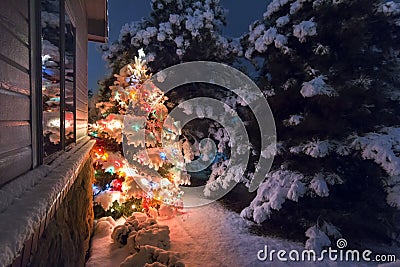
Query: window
xmin=64 ymin=12 xmax=76 ymax=147
xmin=41 ymin=0 xmax=76 ymax=159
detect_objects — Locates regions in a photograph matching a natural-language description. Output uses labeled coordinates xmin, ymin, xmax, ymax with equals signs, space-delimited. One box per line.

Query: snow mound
xmin=120 ymin=245 xmax=184 ymax=267
xmin=87 ymin=212 xmax=184 ymax=267
xmin=88 ymin=203 xmax=392 ymax=267
xmin=112 ymin=213 xmax=169 ymax=249
xmin=95 ymin=217 xmax=116 ymax=237
xmin=128 ymin=225 xmax=170 ymax=251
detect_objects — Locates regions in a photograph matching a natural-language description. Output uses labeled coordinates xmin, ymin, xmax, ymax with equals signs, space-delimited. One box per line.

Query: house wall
xmin=0 ymin=0 xmax=96 ymax=266
xmin=0 ymin=0 xmax=32 ymax=186
xmin=0 ymin=0 xmax=89 ymax=187
xmin=28 ymin=157 xmax=94 ymax=267
xmin=3 ymin=139 xmax=95 ymax=267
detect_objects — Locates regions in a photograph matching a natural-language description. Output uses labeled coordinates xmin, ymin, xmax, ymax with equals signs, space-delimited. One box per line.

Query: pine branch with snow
xmin=304 ymin=225 xmax=331 ymax=253
xmin=300 ymin=75 xmax=336 ymax=98
xmin=351 ymin=127 xmax=400 ymax=177
xmin=240 ymin=168 xmax=306 ymax=223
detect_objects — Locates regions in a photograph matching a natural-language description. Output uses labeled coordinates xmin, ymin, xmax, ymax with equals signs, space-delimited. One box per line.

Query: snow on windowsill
xmin=0 ymin=137 xmax=95 ymax=266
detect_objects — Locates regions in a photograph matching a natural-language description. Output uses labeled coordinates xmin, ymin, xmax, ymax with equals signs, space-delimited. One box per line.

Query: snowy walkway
xmin=160 ymin=203 xmax=373 ymax=267
xmin=87 ymin=202 xmax=395 ymax=267
xmin=160 ymin=202 xmax=304 ymax=267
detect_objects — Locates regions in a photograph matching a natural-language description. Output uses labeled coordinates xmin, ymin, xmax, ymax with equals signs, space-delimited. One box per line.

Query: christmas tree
xmin=90 ymin=50 xmax=191 ymax=218
xmin=240 ymin=0 xmax=400 ymax=250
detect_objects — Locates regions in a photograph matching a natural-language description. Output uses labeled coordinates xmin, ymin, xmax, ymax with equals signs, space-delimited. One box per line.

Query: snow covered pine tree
xmin=241 ymin=0 xmax=400 ymax=251
xmin=100 ymin=0 xmax=241 ymax=74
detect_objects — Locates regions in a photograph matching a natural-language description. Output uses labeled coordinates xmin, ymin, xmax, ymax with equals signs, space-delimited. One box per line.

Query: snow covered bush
xmin=107 ymin=213 xmax=184 ymax=266
xmin=241 ymin=0 xmax=400 ymax=246
xmin=127 ymin=224 xmax=170 ymax=251
xmin=120 ymin=245 xmax=184 ymax=267
xmin=112 ymin=213 xmax=170 ymax=250
xmin=87 ymin=213 xmax=184 ymax=266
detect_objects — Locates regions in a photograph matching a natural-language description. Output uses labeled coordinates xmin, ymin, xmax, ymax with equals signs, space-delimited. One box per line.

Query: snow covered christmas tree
xmin=90 ymin=50 xmax=192 ymax=218
xmin=240 ymin=0 xmax=400 ymax=251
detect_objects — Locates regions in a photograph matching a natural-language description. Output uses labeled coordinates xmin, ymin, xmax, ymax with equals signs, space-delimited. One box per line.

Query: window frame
xmin=36 ymin=0 xmax=77 ymax=164
xmin=65 ymin=25 xmax=77 ymax=151
xmin=62 ymin=2 xmax=77 ymax=151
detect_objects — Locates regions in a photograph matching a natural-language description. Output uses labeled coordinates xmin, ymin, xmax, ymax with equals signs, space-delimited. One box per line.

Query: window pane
xmin=41 ymin=0 xmax=61 ymax=157
xmin=65 ymin=13 xmax=75 ymax=146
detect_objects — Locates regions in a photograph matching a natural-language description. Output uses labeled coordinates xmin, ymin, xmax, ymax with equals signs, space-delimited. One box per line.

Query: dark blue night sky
xmin=88 ymin=0 xmax=267 ymax=92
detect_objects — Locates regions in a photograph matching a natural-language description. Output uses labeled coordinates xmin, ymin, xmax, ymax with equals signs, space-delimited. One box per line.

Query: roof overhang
xmin=86 ymin=0 xmax=108 ymax=43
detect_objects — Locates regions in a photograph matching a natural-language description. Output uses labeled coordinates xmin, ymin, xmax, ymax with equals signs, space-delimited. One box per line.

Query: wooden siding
xmin=67 ymin=0 xmax=88 ymax=141
xmin=0 ymin=0 xmax=89 ymax=187
xmin=0 ymin=0 xmax=31 ymax=186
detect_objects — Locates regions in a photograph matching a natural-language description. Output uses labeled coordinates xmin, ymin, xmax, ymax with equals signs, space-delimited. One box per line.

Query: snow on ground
xmin=86 ymin=217 xmax=130 ymax=267
xmin=87 ymin=202 xmax=398 ymax=267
